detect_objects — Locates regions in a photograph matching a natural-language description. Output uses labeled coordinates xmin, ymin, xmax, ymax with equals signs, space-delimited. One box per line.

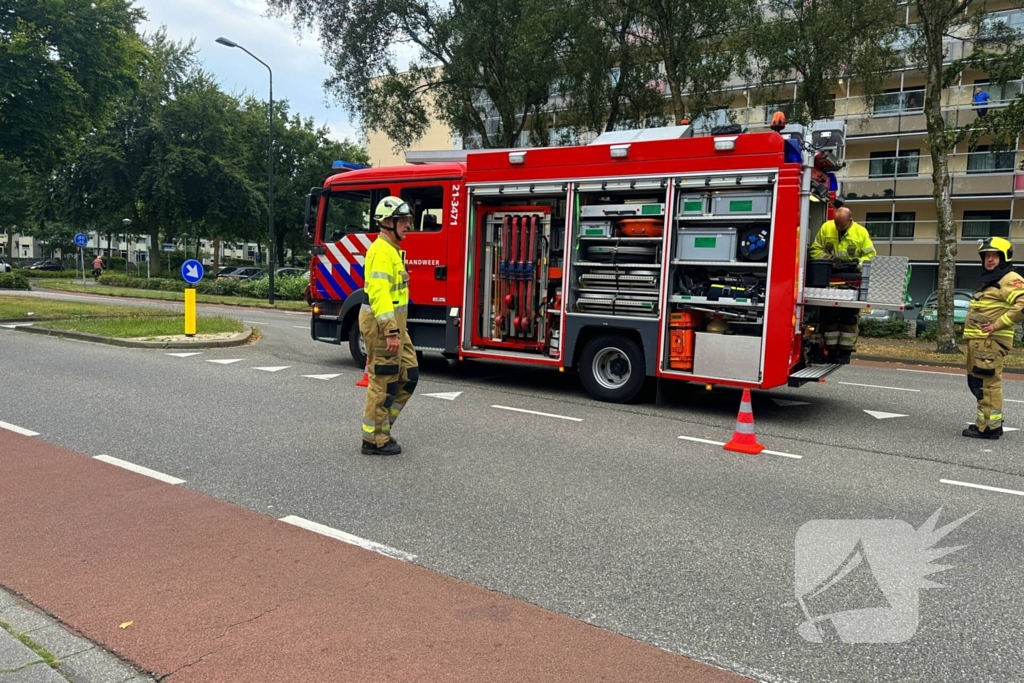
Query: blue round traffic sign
xmin=181 ymin=259 xmax=204 ymax=284
xmin=74 ymin=233 xmax=88 ymax=248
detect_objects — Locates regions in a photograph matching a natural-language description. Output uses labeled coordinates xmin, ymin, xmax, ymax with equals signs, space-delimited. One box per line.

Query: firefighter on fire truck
xmin=359 ymin=196 xmax=419 ymax=456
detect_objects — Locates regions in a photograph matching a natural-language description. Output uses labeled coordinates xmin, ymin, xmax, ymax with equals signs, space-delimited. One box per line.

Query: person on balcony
xmin=973 ymin=87 xmax=991 ymax=118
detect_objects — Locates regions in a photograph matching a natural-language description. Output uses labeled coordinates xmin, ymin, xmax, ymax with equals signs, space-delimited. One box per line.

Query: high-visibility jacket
xmin=362 ymin=234 xmax=409 ymax=337
xmin=964 ymin=269 xmax=1024 ymax=343
xmin=809 ymin=221 xmax=877 ymax=265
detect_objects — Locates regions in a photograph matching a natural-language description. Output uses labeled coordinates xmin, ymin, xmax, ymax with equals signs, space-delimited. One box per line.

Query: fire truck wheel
xmin=348 ymin=323 xmax=367 ymax=369
xmin=579 ymin=334 xmax=645 ymax=403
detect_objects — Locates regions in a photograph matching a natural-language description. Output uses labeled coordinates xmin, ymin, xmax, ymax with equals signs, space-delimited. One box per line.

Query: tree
xmin=0 ymin=155 xmax=31 ymax=260
xmin=0 ymin=0 xmax=145 ymax=173
xmin=740 ymin=0 xmax=904 ymax=123
xmin=268 ymin=0 xmax=569 ymax=149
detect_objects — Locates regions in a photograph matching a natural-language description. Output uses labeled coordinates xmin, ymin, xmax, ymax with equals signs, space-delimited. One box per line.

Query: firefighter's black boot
xmin=836 ymin=350 xmax=852 ymax=365
xmin=361 ymin=439 xmax=402 ymax=456
xmin=962 ymin=425 xmax=1002 ymax=440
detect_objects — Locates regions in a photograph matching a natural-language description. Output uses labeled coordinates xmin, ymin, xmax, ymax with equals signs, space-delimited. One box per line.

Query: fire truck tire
xmin=348 ymin=323 xmax=367 ymax=369
xmin=578 ymin=334 xmax=645 ymax=403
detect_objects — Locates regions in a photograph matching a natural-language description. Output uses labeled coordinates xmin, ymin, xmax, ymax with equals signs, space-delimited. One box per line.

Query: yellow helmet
xmin=374 ymin=196 xmax=413 ymax=226
xmin=979 ymin=236 xmax=1013 ymax=262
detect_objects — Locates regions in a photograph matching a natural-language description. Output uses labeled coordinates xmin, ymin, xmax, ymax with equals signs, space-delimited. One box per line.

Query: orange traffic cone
xmin=723 ymin=388 xmax=764 ymax=455
xmin=355 ymin=359 xmax=370 ymax=387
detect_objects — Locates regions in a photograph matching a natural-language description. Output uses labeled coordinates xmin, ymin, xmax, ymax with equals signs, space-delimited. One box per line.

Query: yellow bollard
xmin=185 ymin=288 xmax=196 ymax=336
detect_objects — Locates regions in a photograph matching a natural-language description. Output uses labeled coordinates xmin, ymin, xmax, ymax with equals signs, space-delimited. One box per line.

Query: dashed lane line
xmin=491 ymin=405 xmax=582 ymax=422
xmin=838 ymin=381 xmax=921 ymax=392
xmin=0 ymin=420 xmax=40 ymax=437
xmin=93 ymin=455 xmax=186 ymax=485
xmin=279 ymin=515 xmax=417 ymax=562
xmin=677 ymin=435 xmax=803 ymax=459
xmin=897 ymin=368 xmax=959 ymax=376
xmin=940 ymin=479 xmax=1024 ymax=498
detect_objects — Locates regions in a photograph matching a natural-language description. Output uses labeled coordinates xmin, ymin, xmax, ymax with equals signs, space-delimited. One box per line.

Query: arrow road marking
xmin=0 ymin=420 xmax=40 ymax=437
xmin=941 ymin=479 xmax=1024 ymax=497
xmin=425 ymin=391 xmax=463 ymax=400
xmin=279 ymin=515 xmax=417 ymax=562
xmin=839 ymin=382 xmax=920 ymax=392
xmin=252 ymin=366 xmax=291 ymax=372
xmin=864 ymin=410 xmax=908 ymax=420
xmin=772 ymin=398 xmax=810 ymax=407
xmin=207 ymin=359 xmax=244 ymax=365
xmin=94 ymin=455 xmax=185 ymax=485
xmin=166 ymin=352 xmax=202 ymax=358
xmin=303 ymin=374 xmax=342 ymax=380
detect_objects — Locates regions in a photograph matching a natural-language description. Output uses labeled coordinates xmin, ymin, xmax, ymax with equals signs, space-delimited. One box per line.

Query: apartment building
xmin=364 ymin=3 xmax=1024 ymax=303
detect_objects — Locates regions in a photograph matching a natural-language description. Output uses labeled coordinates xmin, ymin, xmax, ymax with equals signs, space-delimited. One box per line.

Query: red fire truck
xmin=303 ymin=122 xmax=909 ymax=403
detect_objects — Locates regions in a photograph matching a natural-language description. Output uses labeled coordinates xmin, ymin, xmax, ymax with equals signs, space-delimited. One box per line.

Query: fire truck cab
xmin=304 ymin=122 xmax=910 ymax=403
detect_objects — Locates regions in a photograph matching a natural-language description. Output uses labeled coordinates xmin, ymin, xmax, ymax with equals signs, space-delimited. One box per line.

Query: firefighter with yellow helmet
xmin=962 ymin=237 xmax=1024 ymax=440
xmin=359 ymin=196 xmax=418 ymax=456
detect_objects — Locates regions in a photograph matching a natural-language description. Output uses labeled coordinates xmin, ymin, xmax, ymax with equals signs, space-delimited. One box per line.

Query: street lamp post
xmin=122 ymin=218 xmax=131 ymax=276
xmin=216 ymin=37 xmax=275 ymax=305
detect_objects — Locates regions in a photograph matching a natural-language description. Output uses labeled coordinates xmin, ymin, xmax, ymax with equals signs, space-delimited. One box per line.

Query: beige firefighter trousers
xmin=359 ymin=310 xmax=419 ymax=447
xmin=966 ymin=337 xmax=1009 ymax=431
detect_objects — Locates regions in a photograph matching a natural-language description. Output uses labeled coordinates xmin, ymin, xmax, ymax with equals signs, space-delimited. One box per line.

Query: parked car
xmin=220 ymin=267 xmax=264 ymax=281
xmin=216 ymin=266 xmax=240 ymax=279
xmin=0 ymin=259 xmax=11 ymax=273
xmin=27 ymin=260 xmax=63 ymax=271
xmin=916 ymin=289 xmax=974 ymax=335
xmin=250 ymin=267 xmax=307 ymax=281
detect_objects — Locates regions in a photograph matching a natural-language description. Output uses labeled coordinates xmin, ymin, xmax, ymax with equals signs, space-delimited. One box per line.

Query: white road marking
xmin=303 ymin=373 xmax=342 ymax=380
xmin=0 ymin=323 xmax=33 ymax=329
xmin=940 ymin=479 xmax=1024 ymax=498
xmin=0 ymin=421 xmax=40 ymax=437
xmin=207 ymin=359 xmax=244 ymax=365
xmin=292 ymin=325 xmax=308 ymax=329
xmin=839 ymin=382 xmax=920 ymax=392
xmin=678 ymin=435 xmax=802 ymax=459
xmin=166 ymin=352 xmax=202 ymax=358
xmin=492 ymin=405 xmax=582 ymax=422
xmin=242 ymin=320 xmax=274 ymax=326
xmin=425 ymin=391 xmax=463 ymax=400
xmin=772 ymin=399 xmax=810 ymax=407
xmin=1007 ymin=399 xmax=1024 ymax=404
xmin=93 ymin=455 xmax=185 ymax=485
xmin=864 ymin=410 xmax=909 ymax=419
xmin=252 ymin=366 xmax=291 ymax=372
xmin=279 ymin=515 xmax=417 ymax=562
xmin=964 ymin=422 xmax=1019 ymax=432
xmin=897 ymin=368 xmax=958 ymax=376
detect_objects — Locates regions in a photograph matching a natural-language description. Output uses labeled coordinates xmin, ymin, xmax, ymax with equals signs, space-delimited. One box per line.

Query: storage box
xmin=692 ymin=332 xmax=761 ymax=381
xmin=710 ymin=191 xmax=772 ymax=216
xmin=580 ymin=221 xmax=614 ymax=237
xmin=676 ymin=227 xmax=738 ymax=262
xmin=580 ymin=203 xmax=665 ymax=218
xmin=677 ymin=193 xmax=708 ymax=216
xmin=865 ymin=256 xmax=910 ymax=305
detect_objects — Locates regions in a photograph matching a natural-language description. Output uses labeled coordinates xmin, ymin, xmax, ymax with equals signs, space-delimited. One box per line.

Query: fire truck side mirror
xmin=304 ymin=188 xmax=322 ymax=240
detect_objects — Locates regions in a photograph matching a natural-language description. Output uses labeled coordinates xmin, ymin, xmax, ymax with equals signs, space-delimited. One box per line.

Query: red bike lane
xmin=0 ymin=432 xmax=751 ymax=683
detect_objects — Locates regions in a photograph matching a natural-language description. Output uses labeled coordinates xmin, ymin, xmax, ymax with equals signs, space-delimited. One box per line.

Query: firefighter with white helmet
xmin=962 ymin=237 xmax=1024 ymax=439
xmin=359 ymin=196 xmax=418 ymax=455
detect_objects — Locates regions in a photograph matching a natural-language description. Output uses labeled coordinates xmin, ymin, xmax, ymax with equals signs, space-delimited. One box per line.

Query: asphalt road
xmin=3 ymin=291 xmax=1023 ymax=682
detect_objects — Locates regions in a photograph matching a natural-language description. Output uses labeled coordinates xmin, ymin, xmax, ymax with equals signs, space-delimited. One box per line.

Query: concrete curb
xmin=9 ymin=323 xmax=254 ymax=349
xmin=853 ymin=354 xmax=1024 ymax=376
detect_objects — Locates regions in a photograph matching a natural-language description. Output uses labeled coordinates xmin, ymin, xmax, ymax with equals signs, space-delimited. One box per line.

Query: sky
xmin=135 ymin=0 xmax=360 ymax=143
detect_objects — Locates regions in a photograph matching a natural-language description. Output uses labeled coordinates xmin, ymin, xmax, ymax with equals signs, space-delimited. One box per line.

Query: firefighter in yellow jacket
xmin=962 ymin=237 xmax=1024 ymax=440
xmin=359 ymin=196 xmax=418 ymax=456
xmin=809 ymin=207 xmax=877 ymax=363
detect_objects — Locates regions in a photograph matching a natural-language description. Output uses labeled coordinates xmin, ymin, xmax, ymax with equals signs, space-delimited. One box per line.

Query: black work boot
xmin=361 ymin=439 xmax=402 ymax=456
xmin=836 ymin=350 xmax=852 ymax=365
xmin=962 ymin=425 xmax=1001 ymax=440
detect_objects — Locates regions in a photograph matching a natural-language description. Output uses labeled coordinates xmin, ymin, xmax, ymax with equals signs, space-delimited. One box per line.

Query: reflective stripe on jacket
xmin=964 ymin=269 xmax=1024 ymax=341
xmin=809 ymin=221 xmax=877 ymax=265
xmin=363 ymin=235 xmax=409 ymax=336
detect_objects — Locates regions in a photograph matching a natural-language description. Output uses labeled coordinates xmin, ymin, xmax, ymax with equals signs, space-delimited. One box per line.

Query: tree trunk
xmin=922 ymin=20 xmax=960 ymax=355
xmin=5 ymin=230 xmax=12 ymax=263
xmin=213 ymin=236 xmax=221 ymax=276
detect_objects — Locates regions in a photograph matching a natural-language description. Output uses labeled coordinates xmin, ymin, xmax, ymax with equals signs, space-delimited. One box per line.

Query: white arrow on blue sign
xmin=181 ymin=259 xmax=204 ymax=284
xmin=74 ymin=233 xmax=88 ymax=248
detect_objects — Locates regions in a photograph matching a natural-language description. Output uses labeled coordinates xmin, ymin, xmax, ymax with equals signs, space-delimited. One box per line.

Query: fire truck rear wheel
xmin=579 ymin=334 xmax=645 ymax=403
xmin=348 ymin=323 xmax=367 ymax=369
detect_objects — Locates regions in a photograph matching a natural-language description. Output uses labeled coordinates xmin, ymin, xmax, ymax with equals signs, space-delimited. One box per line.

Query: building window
xmin=865 ymin=212 xmax=916 ymax=240
xmin=978 ymin=9 xmax=1024 ymax=41
xmin=869 ymin=150 xmax=920 ymax=178
xmin=873 ymin=88 xmax=924 ymax=115
xmin=962 ymin=210 xmax=1010 ymax=238
xmin=966 ymin=145 xmax=1015 ymax=174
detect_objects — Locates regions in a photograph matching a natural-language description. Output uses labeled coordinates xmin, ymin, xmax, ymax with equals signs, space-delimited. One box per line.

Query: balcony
xmin=859 ymin=219 xmax=1022 ymax=263
xmin=841 ymin=149 xmax=1019 ymax=200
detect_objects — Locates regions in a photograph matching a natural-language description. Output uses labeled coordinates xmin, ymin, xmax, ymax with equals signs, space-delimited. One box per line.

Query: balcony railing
xmin=845 ymin=220 xmax=1022 ymax=262
xmin=840 ymin=151 xmax=1020 ymax=200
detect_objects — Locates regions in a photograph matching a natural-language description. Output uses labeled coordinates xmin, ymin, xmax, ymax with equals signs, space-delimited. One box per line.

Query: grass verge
xmin=857 ymin=340 xmax=1024 ymax=368
xmin=0 ymin=295 xmax=166 ymax=320
xmin=33 ymin=279 xmax=310 ymax=311
xmin=37 ymin=314 xmax=243 ymax=339
xmin=0 ymin=618 xmax=61 ymax=669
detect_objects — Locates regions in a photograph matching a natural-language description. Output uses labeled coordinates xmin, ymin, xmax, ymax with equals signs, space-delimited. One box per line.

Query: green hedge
xmin=14 ymin=269 xmax=80 ymax=278
xmin=96 ymin=273 xmax=309 ymax=300
xmin=859 ymin=318 xmax=911 ymax=339
xmin=0 ymin=272 xmax=30 ymax=290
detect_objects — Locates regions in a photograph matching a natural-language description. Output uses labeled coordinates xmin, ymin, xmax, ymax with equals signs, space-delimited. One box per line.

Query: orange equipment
xmin=669 ymin=311 xmax=703 ymax=370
